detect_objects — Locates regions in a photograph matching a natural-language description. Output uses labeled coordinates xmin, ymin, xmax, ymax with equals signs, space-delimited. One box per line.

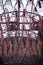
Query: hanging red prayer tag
xmin=14 ymin=24 xmax=17 ymax=29
xmin=39 ymin=17 xmax=42 ymax=24
xmin=39 ymin=27 xmax=42 ymax=32
xmin=7 ymin=16 xmax=10 ymax=22
xmin=28 ymin=34 xmax=30 ymax=41
xmin=6 ymin=16 xmax=10 ymax=30
xmin=15 ymin=11 xmax=18 ymax=17
xmin=39 ymin=17 xmax=42 ymax=32
xmin=23 ymin=9 xmax=26 ymax=17
xmin=0 ymin=16 xmax=2 ymax=20
xmin=16 ymin=17 xmax=19 ymax=25
xmin=34 ymin=7 xmax=37 ymax=12
xmin=18 ymin=0 xmax=20 ymax=8
xmin=0 ymin=24 xmax=2 ymax=31
xmin=0 ymin=38 xmax=1 ymax=43
xmin=22 ymin=25 xmax=25 ymax=30
xmin=15 ymin=10 xmax=18 ymax=23
xmin=30 ymin=24 xmax=33 ymax=30
xmin=0 ymin=16 xmax=2 ymax=31
xmin=32 ymin=17 xmax=34 ymax=24
xmin=7 ymin=34 xmax=10 ymax=41
xmin=15 ymin=10 xmax=19 ymax=26
xmin=7 ymin=22 xmax=10 ymax=30
xmin=38 ymin=1 xmax=41 ymax=8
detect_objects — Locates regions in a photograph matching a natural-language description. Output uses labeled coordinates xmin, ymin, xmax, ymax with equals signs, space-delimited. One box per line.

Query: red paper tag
xmin=30 ymin=24 xmax=33 ymax=30
xmin=34 ymin=7 xmax=37 ymax=11
xmin=18 ymin=0 xmax=20 ymax=8
xmin=32 ymin=17 xmax=35 ymax=24
xmin=28 ymin=34 xmax=30 ymax=41
xmin=6 ymin=15 xmax=10 ymax=30
xmin=39 ymin=17 xmax=42 ymax=32
xmin=23 ymin=9 xmax=26 ymax=17
xmin=22 ymin=25 xmax=25 ymax=30
xmin=4 ymin=41 xmax=7 ymax=49
xmin=39 ymin=17 xmax=42 ymax=24
xmin=0 ymin=24 xmax=2 ymax=31
xmin=7 ymin=34 xmax=10 ymax=41
xmin=0 ymin=16 xmax=2 ymax=20
xmin=38 ymin=1 xmax=41 ymax=8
